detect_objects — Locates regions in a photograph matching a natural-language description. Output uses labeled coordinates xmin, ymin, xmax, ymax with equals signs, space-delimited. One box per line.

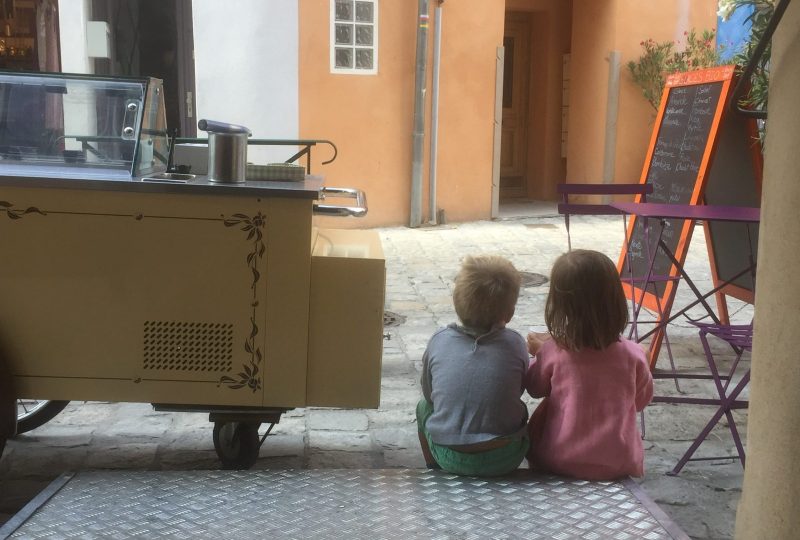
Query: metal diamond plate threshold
xmin=0 ymin=469 xmax=688 ymax=540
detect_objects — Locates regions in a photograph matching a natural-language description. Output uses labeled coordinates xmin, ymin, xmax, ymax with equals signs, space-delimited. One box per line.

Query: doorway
xmin=499 ymin=11 xmax=531 ymax=200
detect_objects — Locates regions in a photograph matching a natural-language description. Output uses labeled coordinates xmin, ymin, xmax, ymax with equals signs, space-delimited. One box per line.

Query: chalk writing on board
xmin=621 ymin=80 xmax=725 ymax=297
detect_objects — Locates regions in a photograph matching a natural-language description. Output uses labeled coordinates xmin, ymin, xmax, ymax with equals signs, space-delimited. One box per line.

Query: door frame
xmin=491 ymin=45 xmax=504 ymax=218
xmin=175 ymin=0 xmax=196 ymax=137
xmin=499 ymin=11 xmax=532 ymax=200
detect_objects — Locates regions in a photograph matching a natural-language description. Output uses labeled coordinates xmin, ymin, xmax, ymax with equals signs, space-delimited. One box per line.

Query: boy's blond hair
xmin=545 ymin=249 xmax=629 ymax=350
xmin=453 ymin=255 xmax=521 ymax=331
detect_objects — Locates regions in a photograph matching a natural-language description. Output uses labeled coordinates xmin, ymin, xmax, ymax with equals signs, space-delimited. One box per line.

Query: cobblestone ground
xmin=0 ymin=214 xmax=752 ymax=539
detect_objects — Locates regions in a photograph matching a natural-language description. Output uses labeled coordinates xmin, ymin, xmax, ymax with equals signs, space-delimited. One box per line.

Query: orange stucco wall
xmin=299 ymin=0 xmax=504 ymax=228
xmin=299 ymin=1 xmax=415 ymax=228
xmin=568 ymin=0 xmax=717 ymax=198
xmin=299 ymin=0 xmax=717 ymax=226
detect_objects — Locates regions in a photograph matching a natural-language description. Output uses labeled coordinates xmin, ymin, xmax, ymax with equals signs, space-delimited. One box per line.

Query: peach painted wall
xmin=567 ymin=0 xmax=717 ymax=199
xmin=299 ymin=0 xmax=415 ymax=228
xmin=566 ymin=0 xmax=617 ymax=188
xmin=299 ymin=0 xmax=504 ymax=227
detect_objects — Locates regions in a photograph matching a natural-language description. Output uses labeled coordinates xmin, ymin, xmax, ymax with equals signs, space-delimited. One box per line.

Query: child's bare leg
xmin=418 ymin=432 xmax=440 ymax=469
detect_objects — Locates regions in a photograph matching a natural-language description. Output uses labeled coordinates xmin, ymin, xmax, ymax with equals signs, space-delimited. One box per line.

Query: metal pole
xmin=410 ymin=0 xmax=429 ymax=228
xmin=602 ymin=50 xmax=621 ymax=204
xmin=427 ymin=4 xmax=442 ymax=225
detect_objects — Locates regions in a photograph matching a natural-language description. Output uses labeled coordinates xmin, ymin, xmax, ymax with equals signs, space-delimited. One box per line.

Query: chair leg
xmin=669 ymin=406 xmax=727 ymax=475
xmin=668 ymin=331 xmax=751 ymax=476
xmin=667 ymin=373 xmax=750 ymax=475
xmin=723 ymin=348 xmax=745 ymax=393
xmin=717 ymin=368 xmax=750 ymax=468
xmin=655 ymin=292 xmax=681 ymax=393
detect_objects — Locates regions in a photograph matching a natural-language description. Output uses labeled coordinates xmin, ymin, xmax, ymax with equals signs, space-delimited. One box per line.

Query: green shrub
xmin=628 ymin=29 xmax=723 ymax=111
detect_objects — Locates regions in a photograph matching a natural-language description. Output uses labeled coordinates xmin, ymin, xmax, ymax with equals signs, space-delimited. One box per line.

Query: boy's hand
xmin=527 ymin=331 xmax=551 ymax=356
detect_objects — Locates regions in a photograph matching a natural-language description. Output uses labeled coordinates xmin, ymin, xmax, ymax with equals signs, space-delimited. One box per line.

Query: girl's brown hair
xmin=453 ymin=255 xmax=521 ymax=331
xmin=545 ymin=249 xmax=629 ymax=350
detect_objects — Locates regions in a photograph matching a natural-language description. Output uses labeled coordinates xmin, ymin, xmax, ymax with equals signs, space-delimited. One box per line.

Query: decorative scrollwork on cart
xmin=0 ymin=201 xmax=45 ymax=219
xmin=219 ymin=212 xmax=266 ymax=392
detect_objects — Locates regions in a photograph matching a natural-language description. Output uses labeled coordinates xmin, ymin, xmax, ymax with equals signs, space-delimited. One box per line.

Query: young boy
xmin=417 ymin=255 xmax=530 ymax=476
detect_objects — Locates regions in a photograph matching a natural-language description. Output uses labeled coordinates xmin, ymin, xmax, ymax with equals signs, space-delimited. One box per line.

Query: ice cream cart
xmin=0 ymin=71 xmax=385 ymax=469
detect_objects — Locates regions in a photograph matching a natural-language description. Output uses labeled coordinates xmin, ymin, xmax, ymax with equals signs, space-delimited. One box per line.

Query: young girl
xmin=526 ymin=249 xmax=653 ymax=481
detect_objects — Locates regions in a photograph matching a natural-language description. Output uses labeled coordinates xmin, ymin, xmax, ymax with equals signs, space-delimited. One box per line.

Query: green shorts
xmin=416 ymin=399 xmax=529 ymax=477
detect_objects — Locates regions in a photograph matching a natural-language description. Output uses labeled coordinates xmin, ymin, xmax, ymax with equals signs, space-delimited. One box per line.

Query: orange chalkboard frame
xmin=617 ymin=66 xmax=736 ymax=365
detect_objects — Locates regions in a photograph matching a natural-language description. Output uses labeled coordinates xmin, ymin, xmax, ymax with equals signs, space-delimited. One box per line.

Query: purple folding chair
xmin=666 ymin=321 xmax=752 ymax=475
xmin=557 ymin=182 xmax=652 ymax=251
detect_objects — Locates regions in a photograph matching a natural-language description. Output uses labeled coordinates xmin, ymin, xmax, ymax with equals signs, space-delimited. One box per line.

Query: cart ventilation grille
xmin=142 ymin=321 xmax=234 ymax=372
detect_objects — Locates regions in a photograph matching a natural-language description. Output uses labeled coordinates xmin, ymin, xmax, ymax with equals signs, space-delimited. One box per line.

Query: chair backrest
xmin=557 ymin=182 xmax=653 ymax=200
xmin=556 ymin=183 xmax=654 ymax=250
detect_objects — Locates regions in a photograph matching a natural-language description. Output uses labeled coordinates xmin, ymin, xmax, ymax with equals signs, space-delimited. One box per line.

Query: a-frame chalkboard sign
xmin=616 ymin=65 xmax=760 ymax=363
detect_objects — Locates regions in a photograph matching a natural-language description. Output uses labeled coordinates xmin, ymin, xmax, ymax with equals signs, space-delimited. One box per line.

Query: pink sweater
xmin=525 ymin=338 xmax=653 ymax=480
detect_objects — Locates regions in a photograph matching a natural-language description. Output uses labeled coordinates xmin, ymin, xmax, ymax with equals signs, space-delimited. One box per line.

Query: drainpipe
xmin=410 ymin=0 xmax=429 ymax=228
xmin=602 ymin=50 xmax=621 ymax=204
xmin=428 ymin=2 xmax=443 ymax=225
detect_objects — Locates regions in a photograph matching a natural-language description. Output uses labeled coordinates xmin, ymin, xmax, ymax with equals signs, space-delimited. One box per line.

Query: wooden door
xmin=500 ymin=12 xmax=531 ymax=199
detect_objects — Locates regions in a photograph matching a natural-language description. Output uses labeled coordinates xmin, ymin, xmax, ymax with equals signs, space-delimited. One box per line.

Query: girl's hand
xmin=527 ymin=331 xmax=551 ymax=356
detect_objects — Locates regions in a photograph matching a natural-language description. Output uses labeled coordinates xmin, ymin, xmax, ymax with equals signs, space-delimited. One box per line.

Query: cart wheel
xmin=16 ymin=400 xmax=69 ymax=434
xmin=213 ymin=421 xmax=261 ymax=470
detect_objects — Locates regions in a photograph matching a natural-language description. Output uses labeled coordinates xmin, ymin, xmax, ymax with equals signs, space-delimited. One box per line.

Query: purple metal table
xmin=610 ymin=202 xmax=759 ymax=473
xmin=609 ymin=202 xmax=759 ymax=341
xmin=609 ymin=202 xmax=759 ymax=223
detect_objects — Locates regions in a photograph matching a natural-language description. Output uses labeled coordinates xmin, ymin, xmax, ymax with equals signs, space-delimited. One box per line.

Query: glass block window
xmin=331 ymin=0 xmax=378 ymax=74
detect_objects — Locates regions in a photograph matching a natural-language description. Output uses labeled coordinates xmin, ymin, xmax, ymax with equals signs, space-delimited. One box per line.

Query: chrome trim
xmin=313 ymin=187 xmax=368 ymax=217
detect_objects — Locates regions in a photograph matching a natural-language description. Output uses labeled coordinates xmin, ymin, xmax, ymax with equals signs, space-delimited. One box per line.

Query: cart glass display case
xmin=0 ymin=71 xmax=168 ymax=180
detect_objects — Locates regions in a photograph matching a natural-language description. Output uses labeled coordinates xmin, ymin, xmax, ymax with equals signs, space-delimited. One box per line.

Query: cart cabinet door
xmin=0 ymin=187 xmax=315 ymax=409
xmin=307 ymin=229 xmax=385 ymax=408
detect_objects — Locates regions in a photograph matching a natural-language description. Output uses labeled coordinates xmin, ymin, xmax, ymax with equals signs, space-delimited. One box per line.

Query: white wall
xmin=58 ymin=0 xmax=93 ymax=74
xmin=57 ymin=0 xmax=94 ymax=151
xmin=192 ymin=0 xmax=299 ymax=164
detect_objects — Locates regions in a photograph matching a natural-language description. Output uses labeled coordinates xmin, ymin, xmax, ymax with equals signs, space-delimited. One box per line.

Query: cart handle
xmin=313 ymin=187 xmax=368 ymax=218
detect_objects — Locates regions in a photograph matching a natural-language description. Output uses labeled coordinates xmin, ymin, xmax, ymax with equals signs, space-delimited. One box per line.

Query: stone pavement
xmin=0 ymin=212 xmax=752 ymax=539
